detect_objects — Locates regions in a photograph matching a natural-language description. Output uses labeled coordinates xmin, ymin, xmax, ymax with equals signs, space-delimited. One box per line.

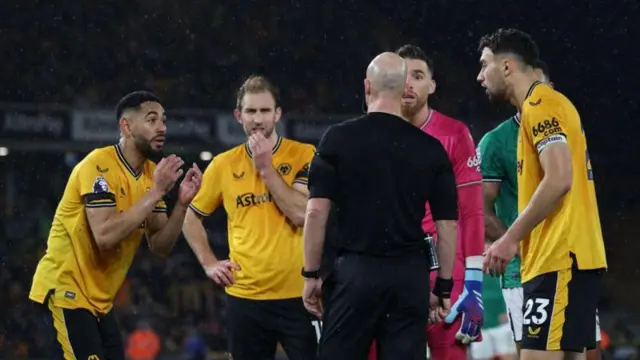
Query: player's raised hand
xmin=177 ymin=163 xmax=202 ymax=206
xmin=303 ymin=278 xmax=324 ymax=319
xmin=248 ymin=132 xmax=273 ymax=172
xmin=204 ymin=260 xmax=241 ymax=287
xmin=153 ymin=155 xmax=185 ymax=194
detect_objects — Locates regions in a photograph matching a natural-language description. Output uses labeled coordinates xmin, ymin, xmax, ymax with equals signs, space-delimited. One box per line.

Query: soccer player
xmin=29 ymin=91 xmax=203 ymax=359
xmin=302 ymin=51 xmax=458 ymax=360
xmin=480 ymin=60 xmax=604 ymax=360
xmin=479 ymin=29 xmax=607 ymax=360
xmin=374 ymin=44 xmax=484 ymax=360
xmin=182 ymin=75 xmax=318 ymax=360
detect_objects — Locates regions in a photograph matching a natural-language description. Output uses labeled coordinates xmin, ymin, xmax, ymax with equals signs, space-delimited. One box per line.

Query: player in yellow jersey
xmin=477 ymin=29 xmax=607 ymax=360
xmin=29 ymin=91 xmax=202 ymax=360
xmin=182 ymin=75 xmax=318 ymax=360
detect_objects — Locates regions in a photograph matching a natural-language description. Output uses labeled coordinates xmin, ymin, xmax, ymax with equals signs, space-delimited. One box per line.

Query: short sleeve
xmin=78 ymin=160 xmax=118 ymax=209
xmin=189 ymin=157 xmax=223 ymax=216
xmin=308 ymin=127 xmax=340 ymax=200
xmin=153 ymin=199 xmax=168 ymax=213
xmin=293 ymin=145 xmax=316 ymax=186
xmin=451 ymin=126 xmax=482 ymax=186
xmin=477 ymin=131 xmax=504 ymax=182
xmin=523 ymin=101 xmax=568 ymax=154
xmin=429 ymin=143 xmax=459 ymax=221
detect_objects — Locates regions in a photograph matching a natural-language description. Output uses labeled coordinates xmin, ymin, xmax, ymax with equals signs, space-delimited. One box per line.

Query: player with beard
xmin=29 ymin=91 xmax=202 ymax=360
xmin=182 ymin=75 xmax=318 ymax=360
xmin=480 ymin=29 xmax=606 ymax=360
xmin=366 ymin=45 xmax=486 ymax=360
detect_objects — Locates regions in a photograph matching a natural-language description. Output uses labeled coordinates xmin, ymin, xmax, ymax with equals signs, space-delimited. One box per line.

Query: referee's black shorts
xmin=226 ymin=294 xmax=318 ymax=360
xmin=33 ymin=293 xmax=124 ymax=360
xmin=318 ymin=253 xmax=430 ymax=360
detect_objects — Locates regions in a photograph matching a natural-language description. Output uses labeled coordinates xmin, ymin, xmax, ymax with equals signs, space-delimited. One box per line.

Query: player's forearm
xmin=458 ymin=183 xmax=485 ymax=257
xmin=183 ymin=209 xmax=219 ymax=267
xmin=485 ymin=212 xmax=507 ymax=241
xmin=94 ymin=189 xmax=163 ymax=250
xmin=435 ymin=219 xmax=457 ymax=279
xmin=506 ymin=176 xmax=569 ymax=244
xmin=302 ymin=199 xmax=330 ymax=271
xmin=148 ymin=204 xmax=187 ymax=257
xmin=261 ymin=167 xmax=308 ymax=226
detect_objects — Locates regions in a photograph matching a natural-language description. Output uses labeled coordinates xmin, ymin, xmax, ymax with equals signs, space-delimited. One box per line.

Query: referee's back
xmin=308 ymin=112 xmax=457 ymax=258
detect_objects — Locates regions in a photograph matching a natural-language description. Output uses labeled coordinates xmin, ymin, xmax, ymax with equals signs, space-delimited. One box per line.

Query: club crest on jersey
xmin=278 ymin=163 xmax=292 ymax=176
xmin=93 ymin=176 xmax=109 ymax=194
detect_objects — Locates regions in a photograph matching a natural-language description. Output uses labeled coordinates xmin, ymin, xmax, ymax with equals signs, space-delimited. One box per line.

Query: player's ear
xmin=428 ymin=79 xmax=436 ymax=95
xmin=119 ymin=117 xmax=131 ymax=136
xmin=233 ymin=109 xmax=242 ymax=124
xmin=274 ymin=106 xmax=282 ymax=123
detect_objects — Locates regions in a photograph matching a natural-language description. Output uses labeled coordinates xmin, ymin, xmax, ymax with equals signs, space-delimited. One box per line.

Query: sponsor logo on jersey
xmin=531 ymin=118 xmax=562 ymax=138
xmin=236 ymin=192 xmax=273 ymax=208
xmin=467 ymin=148 xmax=482 ymax=172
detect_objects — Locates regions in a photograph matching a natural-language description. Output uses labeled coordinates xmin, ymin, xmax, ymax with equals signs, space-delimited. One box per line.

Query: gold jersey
xmin=190 ymin=136 xmax=315 ymax=300
xmin=518 ymin=82 xmax=607 ymax=283
xmin=29 ymin=144 xmax=166 ymax=315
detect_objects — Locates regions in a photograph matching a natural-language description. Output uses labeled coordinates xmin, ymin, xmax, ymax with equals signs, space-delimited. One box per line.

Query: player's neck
xmin=118 ymin=138 xmax=146 ymax=172
xmin=510 ymin=73 xmax=540 ymax=112
xmin=367 ymin=98 xmax=402 ymax=118
xmin=410 ymin=105 xmax=432 ymax=128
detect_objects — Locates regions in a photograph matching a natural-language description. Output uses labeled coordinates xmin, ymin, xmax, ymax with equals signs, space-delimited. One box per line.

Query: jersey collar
xmin=525 ymin=80 xmax=542 ymax=100
xmin=418 ymin=109 xmax=434 ymax=131
xmin=245 ymin=135 xmax=283 ymax=159
xmin=512 ymin=112 xmax=521 ymax=127
xmin=115 ymin=143 xmax=142 ymax=180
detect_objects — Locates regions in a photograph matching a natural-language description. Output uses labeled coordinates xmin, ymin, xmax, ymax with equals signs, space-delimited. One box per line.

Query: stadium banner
xmin=1 ymin=107 xmax=70 ymax=139
xmin=71 ymin=108 xmax=218 ymax=143
xmin=285 ymin=114 xmax=353 ymax=144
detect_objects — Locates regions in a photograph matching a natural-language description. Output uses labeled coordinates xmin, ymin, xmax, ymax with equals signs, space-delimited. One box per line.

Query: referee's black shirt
xmin=308 ymin=112 xmax=458 ymax=258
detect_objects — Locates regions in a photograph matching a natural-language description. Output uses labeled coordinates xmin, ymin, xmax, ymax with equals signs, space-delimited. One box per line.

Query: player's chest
xmin=114 ymin=173 xmax=154 ymax=209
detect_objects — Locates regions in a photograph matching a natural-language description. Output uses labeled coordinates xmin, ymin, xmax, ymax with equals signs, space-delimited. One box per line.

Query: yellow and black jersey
xmin=29 ymin=144 xmax=166 ymax=315
xmin=518 ymin=82 xmax=607 ymax=283
xmin=190 ymin=136 xmax=316 ymax=300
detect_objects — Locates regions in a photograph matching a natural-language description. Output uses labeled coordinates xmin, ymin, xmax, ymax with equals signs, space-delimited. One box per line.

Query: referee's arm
xmin=430 ymin=146 xmax=459 ymax=280
xmin=303 ymin=130 xmax=339 ymax=272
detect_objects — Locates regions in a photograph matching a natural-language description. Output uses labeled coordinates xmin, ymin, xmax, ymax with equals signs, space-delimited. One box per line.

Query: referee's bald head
xmin=365 ymin=52 xmax=407 ymax=99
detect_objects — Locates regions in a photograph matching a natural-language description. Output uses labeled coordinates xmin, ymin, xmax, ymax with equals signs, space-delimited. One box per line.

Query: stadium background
xmin=1 ymin=1 xmax=639 ymax=359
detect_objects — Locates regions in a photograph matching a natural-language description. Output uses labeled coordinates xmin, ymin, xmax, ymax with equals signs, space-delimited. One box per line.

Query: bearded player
xmin=29 ymin=91 xmax=202 ymax=359
xmin=367 ymin=45 xmax=486 ymax=360
xmin=480 ymin=59 xmax=603 ymax=360
xmin=480 ymin=29 xmax=607 ymax=360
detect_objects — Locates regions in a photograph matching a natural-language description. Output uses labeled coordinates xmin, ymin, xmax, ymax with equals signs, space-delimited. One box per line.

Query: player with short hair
xmin=29 ymin=91 xmax=202 ymax=359
xmin=480 ymin=28 xmax=607 ymax=360
xmin=368 ymin=44 xmax=485 ymax=360
xmin=182 ymin=75 xmax=318 ymax=360
xmin=480 ymin=60 xmax=603 ymax=360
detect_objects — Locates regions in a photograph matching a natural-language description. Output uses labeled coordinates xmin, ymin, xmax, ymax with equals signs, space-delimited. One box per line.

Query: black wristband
xmin=433 ymin=277 xmax=453 ymax=299
xmin=301 ymin=268 xmax=320 ymax=279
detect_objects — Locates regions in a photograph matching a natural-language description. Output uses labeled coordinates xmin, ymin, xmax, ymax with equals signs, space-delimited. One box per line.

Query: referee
xmin=301 ymin=52 xmax=459 ymax=360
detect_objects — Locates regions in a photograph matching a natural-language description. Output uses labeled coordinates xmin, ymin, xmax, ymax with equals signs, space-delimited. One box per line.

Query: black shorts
xmin=521 ymin=260 xmax=604 ymax=352
xmin=318 ymin=253 xmax=430 ymax=360
xmin=34 ymin=296 xmax=124 ymax=360
xmin=226 ymin=294 xmax=318 ymax=360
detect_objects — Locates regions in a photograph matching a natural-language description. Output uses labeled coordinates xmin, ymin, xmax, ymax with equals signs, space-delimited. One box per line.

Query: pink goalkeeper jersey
xmin=420 ymin=110 xmax=484 ymax=281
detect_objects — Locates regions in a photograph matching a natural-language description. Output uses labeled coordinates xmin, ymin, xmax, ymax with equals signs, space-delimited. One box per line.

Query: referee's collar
xmin=245 ymin=135 xmax=283 ymax=158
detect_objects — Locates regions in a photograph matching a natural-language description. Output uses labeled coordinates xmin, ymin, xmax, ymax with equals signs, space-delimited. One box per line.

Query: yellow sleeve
xmin=77 ymin=157 xmax=119 ymax=209
xmin=523 ymin=99 xmax=569 ymax=154
xmin=189 ymin=157 xmax=223 ymax=216
xmin=293 ymin=144 xmax=316 ymax=186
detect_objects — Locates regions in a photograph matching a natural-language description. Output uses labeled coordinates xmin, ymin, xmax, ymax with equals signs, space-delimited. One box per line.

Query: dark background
xmin=1 ymin=0 xmax=639 ymax=359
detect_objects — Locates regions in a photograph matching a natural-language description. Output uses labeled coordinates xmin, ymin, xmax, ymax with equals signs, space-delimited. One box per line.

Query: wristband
xmin=301 ymin=268 xmax=321 ymax=279
xmin=433 ymin=277 xmax=453 ymax=299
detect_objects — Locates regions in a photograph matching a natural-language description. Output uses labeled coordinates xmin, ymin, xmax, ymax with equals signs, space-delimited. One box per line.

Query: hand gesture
xmin=204 ymin=260 xmax=241 ymax=287
xmin=303 ymin=278 xmax=324 ymax=319
xmin=429 ymin=292 xmax=451 ymax=324
xmin=247 ymin=133 xmax=273 ymax=172
xmin=483 ymin=235 xmax=519 ymax=277
xmin=153 ymin=155 xmax=185 ymax=195
xmin=178 ymin=163 xmax=203 ymax=206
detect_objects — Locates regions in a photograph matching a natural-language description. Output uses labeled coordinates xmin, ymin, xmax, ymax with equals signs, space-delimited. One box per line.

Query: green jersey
xmin=478 ymin=115 xmax=521 ymax=288
xmin=481 ymin=273 xmax=507 ymax=329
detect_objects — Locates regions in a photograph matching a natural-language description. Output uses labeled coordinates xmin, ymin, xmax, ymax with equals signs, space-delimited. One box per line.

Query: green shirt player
xmin=478 ymin=63 xmax=549 ymax=353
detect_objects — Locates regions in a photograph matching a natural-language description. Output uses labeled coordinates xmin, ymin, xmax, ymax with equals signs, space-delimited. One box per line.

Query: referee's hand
xmin=303 ymin=278 xmax=323 ymax=319
xmin=204 ymin=260 xmax=241 ymax=287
